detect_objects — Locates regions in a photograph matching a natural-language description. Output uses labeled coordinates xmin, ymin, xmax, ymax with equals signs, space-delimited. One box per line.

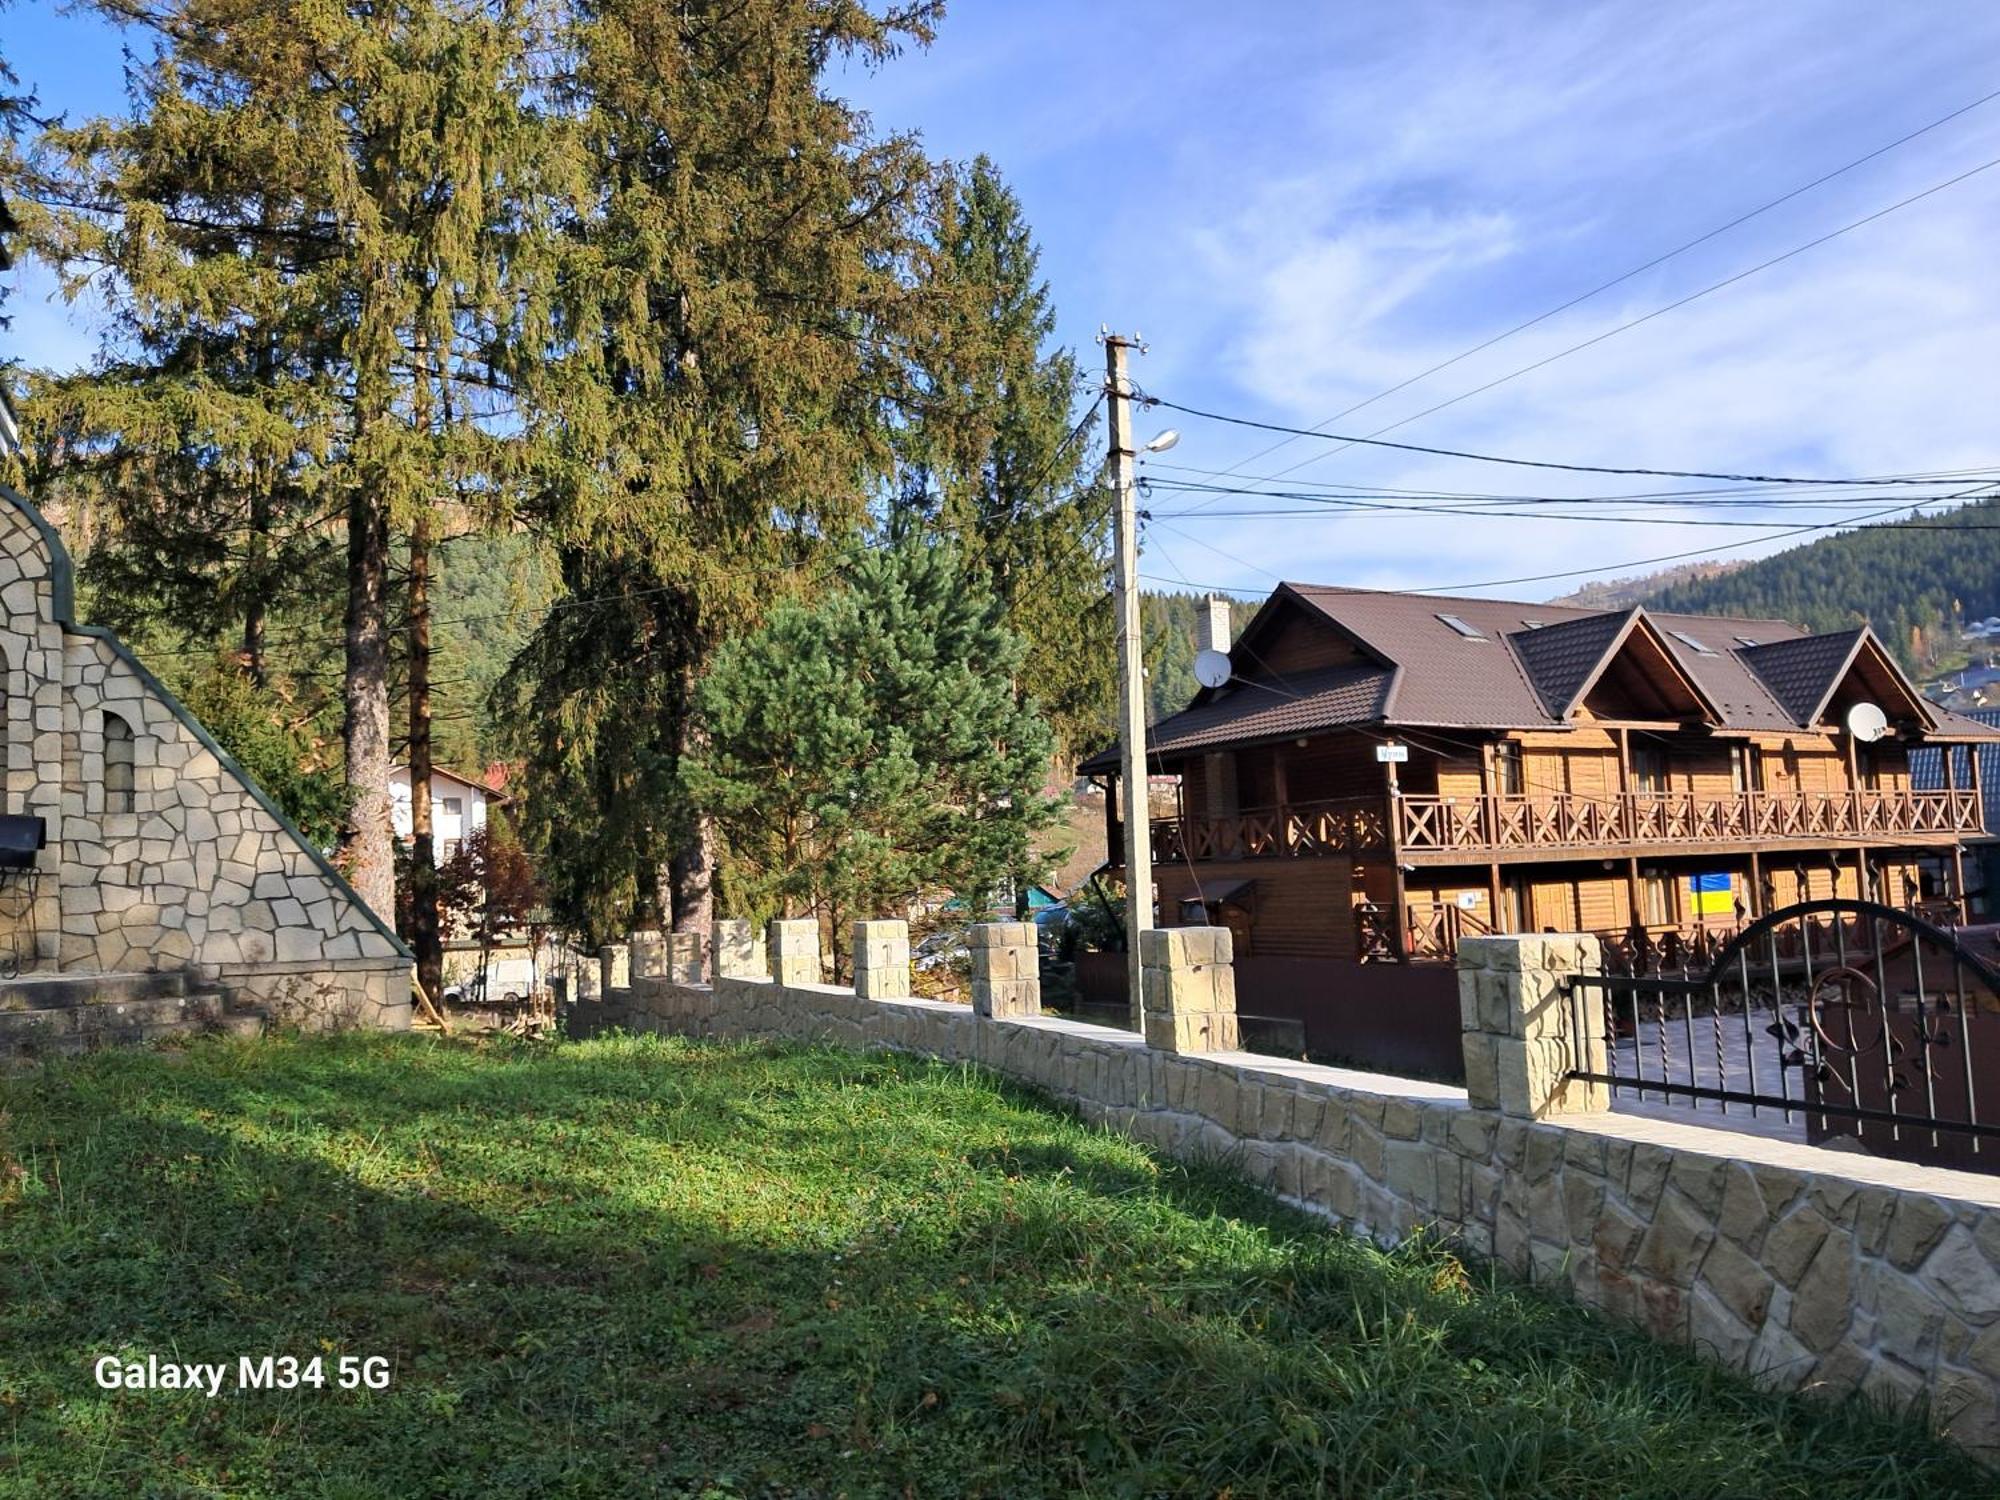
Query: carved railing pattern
xmin=1394 ymin=789 xmax=1981 ymax=856
xmin=1151 ymin=797 xmax=1389 ymax=863
xmin=1155 ymin=788 xmax=1980 ymax=863
xmin=1403 ymin=900 xmax=1492 ymax=962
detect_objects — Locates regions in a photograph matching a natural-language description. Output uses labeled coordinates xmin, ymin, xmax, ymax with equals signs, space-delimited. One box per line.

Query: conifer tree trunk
xmin=669 ymin=812 xmax=715 ymax=936
xmin=408 ymin=519 xmax=442 ymax=1002
xmin=244 ymin=485 xmax=269 ymax=687
xmin=340 ymin=482 xmax=394 ymax=917
xmin=670 ymin=654 xmax=714 ymax=935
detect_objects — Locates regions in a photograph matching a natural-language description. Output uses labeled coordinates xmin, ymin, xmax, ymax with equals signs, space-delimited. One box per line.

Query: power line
xmin=1142 ymin=458 xmax=2000 ymax=505
xmin=1143 ymin=487 xmax=2000 ymax=530
xmin=1142 ymin=480 xmax=2000 ymax=599
xmin=1173 ymin=145 xmax=2000 ymax=510
xmin=1205 ymin=85 xmax=2000 ymax=479
xmin=1145 ymin=392 xmax=2000 ymax=488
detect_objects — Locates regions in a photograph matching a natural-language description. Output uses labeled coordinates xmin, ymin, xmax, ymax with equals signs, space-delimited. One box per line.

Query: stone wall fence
xmin=574 ymin=915 xmax=2000 ymax=1461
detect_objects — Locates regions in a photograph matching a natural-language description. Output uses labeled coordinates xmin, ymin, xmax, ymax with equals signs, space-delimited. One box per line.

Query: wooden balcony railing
xmin=1152 ymin=788 xmax=1983 ymax=863
xmin=1394 ymin=788 xmax=1983 ymax=854
xmin=1150 ymin=796 xmax=1389 ymax=862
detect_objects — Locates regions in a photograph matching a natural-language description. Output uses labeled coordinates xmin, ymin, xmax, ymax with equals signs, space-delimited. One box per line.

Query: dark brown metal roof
xmin=1506 ymin=610 xmax=1636 ymax=718
xmin=1736 ymin=629 xmax=1867 ymax=725
xmin=1284 ymin=585 xmax=1809 ymax=729
xmin=1077 ymin=662 xmax=1394 ymax=774
xmin=1080 ymin=583 xmax=2000 ymax=773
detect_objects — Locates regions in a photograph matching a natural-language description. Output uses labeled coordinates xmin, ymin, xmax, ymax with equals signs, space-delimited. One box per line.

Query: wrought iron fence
xmin=1566 ymin=899 xmax=2000 ymax=1170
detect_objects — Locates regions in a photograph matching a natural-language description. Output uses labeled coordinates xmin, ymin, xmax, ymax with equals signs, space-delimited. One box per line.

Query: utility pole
xmin=1104 ymin=331 xmax=1152 ymax=1031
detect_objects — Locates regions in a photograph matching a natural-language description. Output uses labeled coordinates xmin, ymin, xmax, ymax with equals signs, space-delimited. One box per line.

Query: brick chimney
xmin=1201 ymin=595 xmax=1232 ymax=655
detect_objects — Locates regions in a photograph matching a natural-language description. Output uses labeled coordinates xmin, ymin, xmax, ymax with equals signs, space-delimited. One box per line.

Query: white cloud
xmin=1125 ymin=0 xmax=2000 ymax=600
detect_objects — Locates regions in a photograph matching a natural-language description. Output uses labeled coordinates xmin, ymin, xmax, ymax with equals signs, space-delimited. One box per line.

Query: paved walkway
xmin=1609 ymin=1015 xmax=1812 ymax=1144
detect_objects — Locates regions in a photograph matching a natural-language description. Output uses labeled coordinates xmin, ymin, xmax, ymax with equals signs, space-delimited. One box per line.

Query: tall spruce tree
xmin=683 ymin=539 xmax=1060 ymax=955
xmin=497 ymin=0 xmax=943 ymax=940
xmin=889 ymin=156 xmax=1113 ymax=761
xmin=0 ymin=2 xmax=37 ymax=453
xmin=28 ymin=0 xmax=572 ymax=953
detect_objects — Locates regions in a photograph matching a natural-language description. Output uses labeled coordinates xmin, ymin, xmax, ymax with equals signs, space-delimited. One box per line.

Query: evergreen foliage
xmin=24 ymin=0 xmax=575 ymax=918
xmin=683 ymin=540 xmax=1061 ymax=950
xmin=1142 ymin=590 xmax=1261 ymax=721
xmin=887 ymin=155 xmax=1114 ymax=758
xmin=166 ymin=655 xmax=347 ymax=850
xmin=1647 ymin=498 xmax=2000 ymax=668
xmin=497 ymin=0 xmax=946 ymax=936
xmin=0 ymin=4 xmax=30 ymax=322
xmin=10 ymin=1 xmax=1108 ymax=947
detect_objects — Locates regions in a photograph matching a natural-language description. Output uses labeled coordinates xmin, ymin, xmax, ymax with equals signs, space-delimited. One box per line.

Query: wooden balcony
xmin=1152 ymin=788 xmax=1984 ymax=865
xmin=1150 ymin=796 xmax=1388 ymax=862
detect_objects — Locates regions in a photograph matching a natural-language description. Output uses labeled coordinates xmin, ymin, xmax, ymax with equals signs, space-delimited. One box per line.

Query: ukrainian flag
xmin=1688 ymin=872 xmax=1735 ymax=917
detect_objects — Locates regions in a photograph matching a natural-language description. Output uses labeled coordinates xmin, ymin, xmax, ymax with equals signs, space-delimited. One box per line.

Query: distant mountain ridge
xmin=1554 ymin=560 xmax=1745 ymax=611
xmin=1552 ymin=498 xmax=2000 ymax=667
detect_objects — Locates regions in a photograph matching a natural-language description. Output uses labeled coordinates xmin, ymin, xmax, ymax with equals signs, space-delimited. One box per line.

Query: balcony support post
xmin=1748 ymin=850 xmax=1763 ymax=917
xmin=1945 ymin=746 xmax=1969 ymax=909
xmin=1385 ymin=754 xmax=1407 ymax=961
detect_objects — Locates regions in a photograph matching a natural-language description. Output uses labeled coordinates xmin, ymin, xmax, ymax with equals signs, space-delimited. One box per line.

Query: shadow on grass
xmin=0 ymin=1030 xmax=1986 ymax=1500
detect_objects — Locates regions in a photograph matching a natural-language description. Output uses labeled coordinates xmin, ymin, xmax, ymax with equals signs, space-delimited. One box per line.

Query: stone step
xmin=0 ymin=990 xmax=264 ymax=1059
xmin=0 ymin=970 xmax=189 ymax=1010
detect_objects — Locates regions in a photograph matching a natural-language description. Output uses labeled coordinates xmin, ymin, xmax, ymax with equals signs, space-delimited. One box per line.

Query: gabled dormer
xmin=1507 ymin=608 xmax=1722 ymax=726
xmin=1738 ymin=627 xmax=1933 ymax=735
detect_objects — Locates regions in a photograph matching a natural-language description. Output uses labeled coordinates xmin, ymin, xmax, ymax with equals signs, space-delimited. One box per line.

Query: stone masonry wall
xmin=0 ymin=484 xmax=411 ymax=1027
xmin=605 ymin=918 xmax=2000 ymax=1460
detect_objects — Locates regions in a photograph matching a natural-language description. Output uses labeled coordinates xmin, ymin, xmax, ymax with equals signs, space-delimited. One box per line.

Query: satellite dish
xmin=1192 ymin=649 xmax=1233 ymax=689
xmin=1846 ymin=701 xmax=1889 ymax=743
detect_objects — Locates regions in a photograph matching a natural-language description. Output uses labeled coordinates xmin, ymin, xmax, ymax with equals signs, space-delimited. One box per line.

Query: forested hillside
xmin=1142 ymin=591 xmax=1260 ymax=722
xmin=1634 ymin=499 xmax=2000 ymax=669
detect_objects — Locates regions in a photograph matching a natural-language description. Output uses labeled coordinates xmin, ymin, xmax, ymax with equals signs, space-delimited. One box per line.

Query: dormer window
xmin=1436 ymin=613 xmax=1486 ymax=641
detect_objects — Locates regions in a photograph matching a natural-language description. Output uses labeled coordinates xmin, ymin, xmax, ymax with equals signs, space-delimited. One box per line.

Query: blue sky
xmin=12 ymin=1 xmax=2000 ymax=600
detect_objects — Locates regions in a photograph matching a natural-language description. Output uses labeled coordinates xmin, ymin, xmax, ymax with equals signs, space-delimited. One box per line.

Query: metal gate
xmin=1566 ymin=899 xmax=2000 ymax=1168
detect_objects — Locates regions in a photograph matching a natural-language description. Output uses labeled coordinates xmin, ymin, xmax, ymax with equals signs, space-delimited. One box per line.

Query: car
xmin=442 ymin=961 xmax=533 ymax=1006
xmin=913 ymin=929 xmax=969 ymax=973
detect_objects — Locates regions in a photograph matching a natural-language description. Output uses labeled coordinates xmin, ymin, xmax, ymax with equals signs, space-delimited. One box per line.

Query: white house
xmin=388 ymin=765 xmax=499 ymax=862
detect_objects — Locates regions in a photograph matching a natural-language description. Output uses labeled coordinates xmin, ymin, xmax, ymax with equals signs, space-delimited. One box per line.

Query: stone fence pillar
xmin=629 ymin=930 xmax=665 ymax=980
xmin=712 ymin=919 xmax=766 ymax=980
xmin=572 ymin=954 xmax=602 ymax=1003
xmin=853 ymin=920 xmax=912 ymax=999
xmin=768 ymin=919 xmax=821 ymax=987
xmin=970 ymin=922 xmax=1039 ymax=1018
xmin=665 ymin=932 xmax=705 ymax=984
xmin=1140 ymin=926 xmax=1238 ymax=1053
xmin=599 ymin=942 xmax=630 ymax=996
xmin=1456 ymin=933 xmax=1607 ymax=1119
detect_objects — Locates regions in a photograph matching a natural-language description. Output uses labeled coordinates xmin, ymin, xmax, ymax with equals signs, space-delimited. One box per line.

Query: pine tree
xmin=683 ymin=540 xmax=1061 ymax=956
xmin=27 ymin=0 xmax=574 ymax=965
xmin=498 ymin=0 xmax=944 ymax=939
xmin=1 ymin=5 xmax=40 ymax=453
xmin=888 ymin=156 xmax=1113 ymax=760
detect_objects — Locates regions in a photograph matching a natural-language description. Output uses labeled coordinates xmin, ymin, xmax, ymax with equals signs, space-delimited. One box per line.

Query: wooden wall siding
xmin=1156 ymin=857 xmax=1355 ymax=961
xmin=1436 ymin=759 xmax=1483 ymax=800
xmin=1251 ymin=605 xmax=1372 ymax=676
xmin=1156 ymin=849 xmax=1925 ymax=966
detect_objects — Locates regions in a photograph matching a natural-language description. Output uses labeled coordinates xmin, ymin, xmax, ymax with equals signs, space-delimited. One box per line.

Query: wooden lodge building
xmin=1081 ymin=584 xmax=2000 ymax=1067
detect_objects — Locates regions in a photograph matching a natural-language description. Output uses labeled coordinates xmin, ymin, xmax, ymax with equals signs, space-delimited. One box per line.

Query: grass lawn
xmin=0 ymin=1032 xmax=1988 ymax=1499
